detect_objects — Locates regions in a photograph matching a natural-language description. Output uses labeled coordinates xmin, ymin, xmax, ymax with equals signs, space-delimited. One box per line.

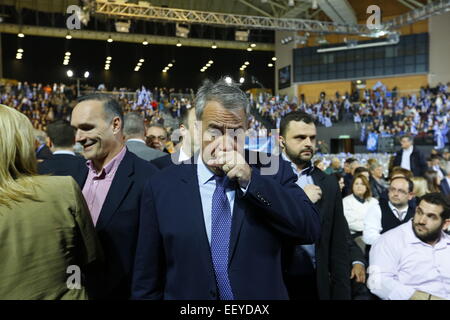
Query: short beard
xmin=284 ymin=144 xmax=314 ymax=168
xmin=412 ymin=222 xmax=443 ymax=244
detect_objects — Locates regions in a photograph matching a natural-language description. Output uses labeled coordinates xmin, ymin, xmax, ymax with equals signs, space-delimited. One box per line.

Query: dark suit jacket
xmin=131 ymin=152 xmax=321 ymax=300
xmin=36 ymin=145 xmax=53 ymax=160
xmin=82 ymin=150 xmax=158 ymax=299
xmin=284 ymin=168 xmax=352 ymax=300
xmin=38 ymin=153 xmax=87 ymax=187
xmin=441 ymin=178 xmax=450 ymax=198
xmin=150 ymin=151 xmax=180 ymax=170
xmin=393 ymin=147 xmax=427 ymax=177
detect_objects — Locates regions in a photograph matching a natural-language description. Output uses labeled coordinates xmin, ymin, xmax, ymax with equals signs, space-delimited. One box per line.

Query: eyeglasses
xmin=388 ymin=187 xmax=408 ymax=196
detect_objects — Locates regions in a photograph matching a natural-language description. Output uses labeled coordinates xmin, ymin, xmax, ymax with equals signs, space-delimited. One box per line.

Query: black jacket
xmin=393 ymin=147 xmax=427 ymax=177
xmin=284 ymin=168 xmax=352 ymax=300
xmin=38 ymin=153 xmax=87 ymax=187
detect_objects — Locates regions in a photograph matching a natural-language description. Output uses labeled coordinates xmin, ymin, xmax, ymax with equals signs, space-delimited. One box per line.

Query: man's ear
xmin=112 ymin=117 xmax=122 ymax=134
xmin=278 ymin=136 xmax=285 ymax=150
xmin=443 ymin=219 xmax=450 ymax=231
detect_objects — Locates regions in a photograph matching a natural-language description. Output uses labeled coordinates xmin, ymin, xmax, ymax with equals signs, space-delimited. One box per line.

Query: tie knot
xmin=214 ymin=175 xmax=228 ymax=188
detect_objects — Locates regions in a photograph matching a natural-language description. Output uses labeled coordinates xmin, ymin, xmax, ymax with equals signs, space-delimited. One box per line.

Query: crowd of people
xmin=1 ymin=77 xmax=450 ymax=301
xmin=250 ymin=83 xmax=450 ymax=152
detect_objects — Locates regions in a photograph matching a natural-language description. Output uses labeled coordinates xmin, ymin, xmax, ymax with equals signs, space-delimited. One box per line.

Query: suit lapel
xmin=96 ymin=151 xmax=134 ymax=230
xmin=311 ymin=169 xmax=326 ymax=223
xmin=228 ymin=193 xmax=246 ymax=265
xmin=179 ymin=161 xmax=216 ymax=277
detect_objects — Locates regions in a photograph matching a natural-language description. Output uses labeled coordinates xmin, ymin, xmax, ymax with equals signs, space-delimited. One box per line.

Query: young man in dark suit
xmin=38 ymin=119 xmax=87 ymax=187
xmin=279 ymin=111 xmax=366 ymax=300
xmin=71 ymin=94 xmax=158 ymax=299
xmin=393 ymin=135 xmax=427 ymax=177
xmin=131 ymin=79 xmax=320 ymax=300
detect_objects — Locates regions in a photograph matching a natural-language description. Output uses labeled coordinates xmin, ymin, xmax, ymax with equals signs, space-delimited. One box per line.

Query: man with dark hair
xmin=38 ymin=120 xmax=86 ymax=187
xmin=393 ymin=135 xmax=427 ymax=177
xmin=364 ymin=176 xmax=416 ymax=245
xmin=151 ymin=107 xmax=198 ymax=169
xmin=279 ymin=111 xmax=364 ymax=300
xmin=132 ymin=79 xmax=320 ymax=300
xmin=368 ymin=193 xmax=450 ymax=300
xmin=71 ymin=93 xmax=158 ymax=299
xmin=124 ymin=112 xmax=166 ymax=162
xmin=343 ymin=158 xmax=360 ymax=196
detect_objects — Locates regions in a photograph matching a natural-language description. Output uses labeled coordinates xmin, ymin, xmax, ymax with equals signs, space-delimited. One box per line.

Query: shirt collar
xmin=404 ymin=146 xmax=414 ymax=153
xmin=86 ymin=146 xmax=127 ymax=177
xmin=405 ymin=220 xmax=450 ymax=248
xmin=281 ymin=152 xmax=314 ymax=177
xmin=197 ymin=153 xmax=215 ymax=185
xmin=127 ymin=138 xmax=146 ymax=144
xmin=53 ymin=150 xmax=76 ymax=156
xmin=388 ymin=201 xmax=409 ymax=218
xmin=179 ymin=147 xmax=192 ymax=162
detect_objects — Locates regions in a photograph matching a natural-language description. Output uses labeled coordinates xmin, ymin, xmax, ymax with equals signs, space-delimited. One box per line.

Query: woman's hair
xmin=411 ymin=176 xmax=430 ymax=198
xmin=0 ymin=104 xmax=38 ymax=206
xmin=424 ymin=169 xmax=440 ymax=193
xmin=352 ymin=174 xmax=372 ymax=200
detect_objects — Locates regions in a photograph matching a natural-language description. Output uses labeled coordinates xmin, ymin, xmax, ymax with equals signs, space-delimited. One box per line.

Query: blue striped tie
xmin=211 ymin=175 xmax=234 ymax=300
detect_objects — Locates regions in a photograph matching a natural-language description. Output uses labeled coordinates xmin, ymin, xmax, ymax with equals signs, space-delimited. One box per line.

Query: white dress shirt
xmin=343 ymin=194 xmax=379 ymax=234
xmin=53 ymin=150 xmax=76 ymax=156
xmin=126 ymin=138 xmax=146 ymax=144
xmin=363 ymin=201 xmax=410 ymax=245
xmin=400 ymin=146 xmax=413 ymax=171
xmin=368 ymin=220 xmax=450 ymax=300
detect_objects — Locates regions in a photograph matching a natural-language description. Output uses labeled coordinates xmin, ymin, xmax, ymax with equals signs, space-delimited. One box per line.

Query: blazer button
xmin=210 ymin=290 xmax=217 ymax=299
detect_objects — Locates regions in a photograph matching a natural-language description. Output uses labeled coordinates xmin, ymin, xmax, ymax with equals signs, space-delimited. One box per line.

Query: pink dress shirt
xmin=82 ymin=147 xmax=127 ymax=226
xmin=368 ymin=220 xmax=450 ymax=300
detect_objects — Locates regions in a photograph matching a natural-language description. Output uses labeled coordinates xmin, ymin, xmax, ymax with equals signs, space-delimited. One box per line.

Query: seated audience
xmin=363 ymin=177 xmax=415 ymax=246
xmin=368 ymin=193 xmax=450 ymax=300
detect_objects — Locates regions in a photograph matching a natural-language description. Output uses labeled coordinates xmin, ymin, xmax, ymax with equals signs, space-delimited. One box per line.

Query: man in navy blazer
xmin=440 ymin=162 xmax=450 ymax=198
xmin=131 ymin=79 xmax=320 ymax=300
xmin=393 ymin=135 xmax=427 ymax=177
xmin=38 ymin=119 xmax=87 ymax=187
xmin=71 ymin=94 xmax=158 ymax=299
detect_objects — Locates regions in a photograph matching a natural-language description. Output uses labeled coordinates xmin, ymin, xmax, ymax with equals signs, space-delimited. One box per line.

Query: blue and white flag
xmin=367 ymin=132 xmax=379 ymax=152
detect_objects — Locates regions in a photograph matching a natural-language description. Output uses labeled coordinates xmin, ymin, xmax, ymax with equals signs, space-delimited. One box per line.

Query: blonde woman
xmin=411 ymin=176 xmax=430 ymax=198
xmin=0 ymin=105 xmax=102 ymax=300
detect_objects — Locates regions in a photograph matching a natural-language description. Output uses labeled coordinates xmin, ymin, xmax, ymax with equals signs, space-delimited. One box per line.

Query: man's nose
xmin=217 ymin=135 xmax=234 ymax=152
xmin=75 ymin=129 xmax=85 ymax=143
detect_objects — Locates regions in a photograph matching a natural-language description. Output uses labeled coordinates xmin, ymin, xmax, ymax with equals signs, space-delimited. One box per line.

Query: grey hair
xmin=368 ymin=162 xmax=382 ymax=172
xmin=123 ymin=112 xmax=145 ymax=137
xmin=33 ymin=129 xmax=47 ymax=144
xmin=77 ymin=93 xmax=123 ymax=124
xmin=194 ymin=78 xmax=250 ymax=120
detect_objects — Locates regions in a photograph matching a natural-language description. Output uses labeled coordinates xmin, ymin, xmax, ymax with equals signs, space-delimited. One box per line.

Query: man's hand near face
xmin=207 ymin=149 xmax=252 ymax=189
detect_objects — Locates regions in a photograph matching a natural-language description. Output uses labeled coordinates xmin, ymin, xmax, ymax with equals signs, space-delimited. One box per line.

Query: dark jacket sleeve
xmin=347 ymin=232 xmax=366 ymax=265
xmin=243 ymin=158 xmax=321 ymax=244
xmin=328 ymin=187 xmax=352 ymax=300
xmin=131 ymin=180 xmax=165 ymax=300
xmin=417 ymin=150 xmax=428 ymax=177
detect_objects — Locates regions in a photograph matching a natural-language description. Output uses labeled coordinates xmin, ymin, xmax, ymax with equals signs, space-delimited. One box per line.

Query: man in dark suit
xmin=71 ymin=94 xmax=158 ymax=299
xmin=131 ymin=79 xmax=321 ymax=300
xmin=151 ymin=106 xmax=198 ymax=169
xmin=38 ymin=119 xmax=87 ymax=187
xmin=123 ymin=112 xmax=166 ymax=162
xmin=34 ymin=129 xmax=53 ymax=161
xmin=440 ymin=162 xmax=450 ymax=198
xmin=279 ymin=111 xmax=356 ymax=300
xmin=393 ymin=135 xmax=427 ymax=177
